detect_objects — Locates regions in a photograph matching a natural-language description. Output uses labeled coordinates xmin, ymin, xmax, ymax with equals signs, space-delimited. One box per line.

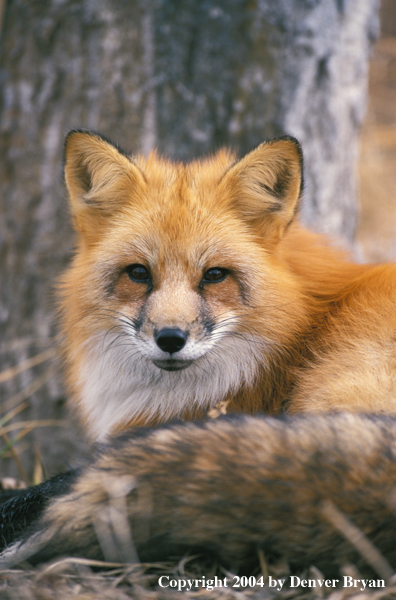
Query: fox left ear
xmin=222 ymin=137 xmax=303 ymax=243
xmin=64 ymin=130 xmax=146 ymax=243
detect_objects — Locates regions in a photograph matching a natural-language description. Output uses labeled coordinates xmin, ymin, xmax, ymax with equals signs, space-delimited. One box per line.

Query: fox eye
xmin=125 ymin=264 xmax=151 ymax=283
xmin=202 ymin=268 xmax=228 ymax=283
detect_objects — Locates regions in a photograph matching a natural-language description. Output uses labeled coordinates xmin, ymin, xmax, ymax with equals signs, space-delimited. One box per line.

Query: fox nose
xmin=155 ymin=328 xmax=187 ymax=354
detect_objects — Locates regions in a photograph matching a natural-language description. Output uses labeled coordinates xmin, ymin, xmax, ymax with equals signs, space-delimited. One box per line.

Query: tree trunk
xmin=0 ymin=0 xmax=379 ymax=478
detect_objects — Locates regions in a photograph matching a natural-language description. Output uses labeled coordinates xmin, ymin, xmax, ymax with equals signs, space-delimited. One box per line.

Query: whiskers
xmin=61 ymin=301 xmax=290 ymax=438
xmin=76 ymin=308 xmax=140 ymax=355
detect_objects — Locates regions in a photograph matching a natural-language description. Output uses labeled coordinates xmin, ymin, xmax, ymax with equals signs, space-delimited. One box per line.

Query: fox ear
xmin=223 ymin=137 xmax=303 ymax=243
xmin=64 ymin=130 xmax=145 ymax=240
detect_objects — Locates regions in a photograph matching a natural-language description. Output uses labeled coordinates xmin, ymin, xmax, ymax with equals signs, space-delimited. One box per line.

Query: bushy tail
xmin=1 ymin=413 xmax=396 ymax=577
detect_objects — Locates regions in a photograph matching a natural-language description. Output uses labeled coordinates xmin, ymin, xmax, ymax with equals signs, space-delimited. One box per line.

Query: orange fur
xmin=59 ymin=131 xmax=396 ymax=440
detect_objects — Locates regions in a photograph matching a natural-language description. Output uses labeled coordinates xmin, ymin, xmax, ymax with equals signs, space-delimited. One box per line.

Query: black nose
xmin=155 ymin=328 xmax=187 ymax=354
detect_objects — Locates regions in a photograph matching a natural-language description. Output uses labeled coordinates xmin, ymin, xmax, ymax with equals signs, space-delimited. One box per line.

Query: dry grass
xmin=1 ymin=560 xmax=396 ymax=600
xmin=0 ymin=341 xmax=65 ymax=488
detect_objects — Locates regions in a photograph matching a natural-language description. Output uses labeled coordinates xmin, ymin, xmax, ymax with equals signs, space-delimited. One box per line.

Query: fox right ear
xmin=64 ymin=130 xmax=145 ymax=241
xmin=220 ymin=137 xmax=303 ymax=244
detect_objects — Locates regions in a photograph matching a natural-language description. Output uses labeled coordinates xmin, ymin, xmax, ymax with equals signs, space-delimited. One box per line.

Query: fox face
xmin=59 ymin=131 xmax=305 ymax=439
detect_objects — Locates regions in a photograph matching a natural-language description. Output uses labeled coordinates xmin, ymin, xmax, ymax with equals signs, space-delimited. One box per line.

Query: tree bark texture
xmin=0 ymin=0 xmax=379 ymax=478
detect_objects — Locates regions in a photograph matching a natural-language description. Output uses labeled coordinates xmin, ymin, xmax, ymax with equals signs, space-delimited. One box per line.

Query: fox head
xmin=59 ymin=130 xmax=306 ymax=439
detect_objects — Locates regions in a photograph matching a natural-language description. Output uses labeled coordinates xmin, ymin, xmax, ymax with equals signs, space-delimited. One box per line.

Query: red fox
xmin=1 ymin=413 xmax=396 ymax=578
xmin=59 ymin=131 xmax=396 ymax=440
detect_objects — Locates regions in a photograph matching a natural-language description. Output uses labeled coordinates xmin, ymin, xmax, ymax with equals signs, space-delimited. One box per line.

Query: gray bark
xmin=0 ymin=0 xmax=379 ymax=478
